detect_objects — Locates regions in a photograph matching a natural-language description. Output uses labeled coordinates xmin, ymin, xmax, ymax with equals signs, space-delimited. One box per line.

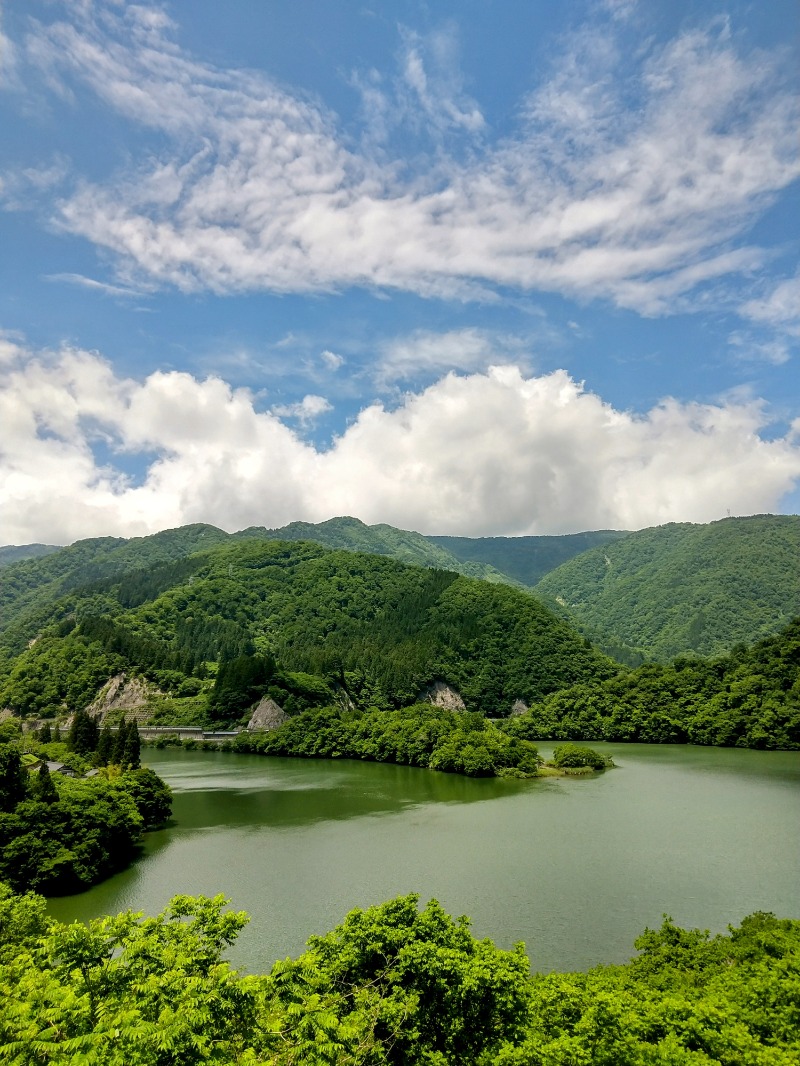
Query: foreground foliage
xmin=0 ymin=885 xmax=798 ymax=1065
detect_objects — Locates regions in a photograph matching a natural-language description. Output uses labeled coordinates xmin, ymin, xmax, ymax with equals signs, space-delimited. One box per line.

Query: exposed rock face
xmin=421 ymin=681 xmax=466 ymax=711
xmin=247 ymin=697 xmax=288 ymax=732
xmin=86 ymin=673 xmax=158 ymax=720
xmin=510 ymin=699 xmax=528 ymax=717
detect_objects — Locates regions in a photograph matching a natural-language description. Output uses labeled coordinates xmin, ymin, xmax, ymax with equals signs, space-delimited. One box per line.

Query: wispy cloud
xmin=44 ymin=272 xmax=144 ymax=298
xmin=376 ymin=328 xmax=531 ymax=387
xmin=17 ymin=4 xmax=800 ymax=315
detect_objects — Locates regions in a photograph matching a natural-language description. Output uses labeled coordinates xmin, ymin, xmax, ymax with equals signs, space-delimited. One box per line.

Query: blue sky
xmin=1 ymin=0 xmax=798 ymax=544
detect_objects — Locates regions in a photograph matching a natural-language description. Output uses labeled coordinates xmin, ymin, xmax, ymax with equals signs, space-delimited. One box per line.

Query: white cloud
xmin=272 ymin=393 xmax=333 ymax=424
xmin=19 ymin=6 xmax=799 ymax=313
xmin=740 ymin=272 xmax=800 ymax=337
xmin=0 ymin=22 xmax=21 ymax=91
xmin=321 ymin=349 xmax=344 ymax=371
xmin=2 ymin=338 xmax=799 ymax=544
xmin=44 ymin=272 xmax=144 ymax=297
xmin=397 ymin=24 xmax=485 ymax=138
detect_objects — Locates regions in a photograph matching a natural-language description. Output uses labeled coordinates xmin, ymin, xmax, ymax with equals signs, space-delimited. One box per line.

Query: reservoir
xmin=47 ymin=744 xmax=800 ymax=974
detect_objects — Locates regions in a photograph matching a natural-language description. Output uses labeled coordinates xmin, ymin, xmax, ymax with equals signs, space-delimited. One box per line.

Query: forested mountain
xmin=0 ymin=544 xmax=61 ymax=568
xmin=0 ymin=539 xmax=615 ymax=724
xmin=428 ymin=529 xmax=630 ymax=586
xmin=237 ymin=516 xmax=513 ymax=583
xmin=534 ymin=515 xmax=800 ymax=661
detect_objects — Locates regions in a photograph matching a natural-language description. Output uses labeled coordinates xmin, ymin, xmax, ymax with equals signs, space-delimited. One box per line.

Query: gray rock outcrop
xmin=247 ymin=697 xmax=288 ymax=732
xmin=421 ymin=682 xmax=466 ymax=711
xmin=86 ymin=673 xmax=158 ymax=720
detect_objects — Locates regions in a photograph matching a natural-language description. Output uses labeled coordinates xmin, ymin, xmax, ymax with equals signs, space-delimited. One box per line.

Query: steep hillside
xmin=0 ymin=520 xmax=516 ymax=647
xmin=428 ymin=530 xmax=630 ymax=586
xmin=534 ymin=515 xmax=800 ymax=661
xmin=0 ymin=539 xmax=616 ymax=723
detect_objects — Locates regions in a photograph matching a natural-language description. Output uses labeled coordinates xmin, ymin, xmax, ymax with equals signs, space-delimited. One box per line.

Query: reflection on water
xmin=47 ymin=745 xmax=800 ymax=975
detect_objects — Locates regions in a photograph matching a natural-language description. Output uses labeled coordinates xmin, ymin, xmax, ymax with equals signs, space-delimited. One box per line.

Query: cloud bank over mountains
xmin=1 ymin=3 xmax=798 ymax=544
xmin=2 ymin=336 xmax=798 ymax=545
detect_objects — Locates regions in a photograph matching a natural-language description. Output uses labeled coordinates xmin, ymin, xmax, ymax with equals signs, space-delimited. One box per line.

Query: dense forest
xmin=225 ymin=704 xmax=545 ymax=778
xmin=504 ymin=617 xmax=800 ymax=749
xmin=1 ymin=518 xmax=800 ymax=754
xmin=535 ymin=514 xmax=800 ymax=661
xmin=0 ymin=539 xmax=615 ymax=723
xmin=0 ymin=884 xmax=797 ymax=1065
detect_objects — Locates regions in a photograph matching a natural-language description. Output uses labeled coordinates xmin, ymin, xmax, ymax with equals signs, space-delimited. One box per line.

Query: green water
xmin=47 ymin=745 xmax=800 ymax=974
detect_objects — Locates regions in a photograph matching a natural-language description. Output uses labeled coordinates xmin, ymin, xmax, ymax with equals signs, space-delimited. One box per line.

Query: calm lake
xmin=47 ymin=744 xmax=800 ymax=974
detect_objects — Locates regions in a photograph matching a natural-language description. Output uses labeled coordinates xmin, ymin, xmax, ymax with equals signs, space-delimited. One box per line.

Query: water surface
xmin=47 ymin=745 xmax=800 ymax=974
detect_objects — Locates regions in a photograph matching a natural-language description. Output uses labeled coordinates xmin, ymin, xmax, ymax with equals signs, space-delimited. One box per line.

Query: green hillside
xmin=0 ymin=524 xmax=231 ymax=646
xmin=0 ymin=539 xmax=616 ymax=723
xmin=428 ymin=529 xmax=630 ymax=586
xmin=533 ymin=514 xmax=800 ymax=661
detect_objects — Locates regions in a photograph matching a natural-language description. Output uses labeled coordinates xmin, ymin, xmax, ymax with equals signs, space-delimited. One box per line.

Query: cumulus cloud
xmin=2 ymin=338 xmax=799 ymax=545
xmin=17 ymin=4 xmax=799 ymax=313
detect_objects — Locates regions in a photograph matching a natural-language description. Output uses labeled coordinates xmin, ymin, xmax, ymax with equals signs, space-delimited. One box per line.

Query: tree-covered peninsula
xmin=0 ymin=718 xmax=172 ymax=895
xmin=0 ymin=884 xmax=797 ymax=1065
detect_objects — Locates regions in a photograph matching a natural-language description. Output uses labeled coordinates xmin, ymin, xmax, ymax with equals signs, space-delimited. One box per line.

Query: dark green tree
xmin=0 ymin=744 xmax=29 ymax=813
xmin=35 ymin=760 xmax=58 ymax=804
xmin=97 ymin=722 xmax=114 ymax=765
xmin=123 ymin=721 xmax=141 ymax=769
xmin=112 ymin=719 xmax=129 ymax=764
xmin=67 ymin=710 xmax=99 ymax=756
xmin=38 ymin=722 xmax=52 ymax=744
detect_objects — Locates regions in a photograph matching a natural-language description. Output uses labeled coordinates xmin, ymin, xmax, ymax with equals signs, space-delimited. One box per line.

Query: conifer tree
xmin=0 ymin=745 xmax=28 ymax=813
xmin=36 ymin=760 xmax=58 ymax=804
xmin=97 ymin=722 xmax=114 ymax=765
xmin=38 ymin=722 xmax=52 ymax=744
xmin=123 ymin=720 xmax=141 ymax=769
xmin=113 ymin=718 xmax=129 ymax=764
